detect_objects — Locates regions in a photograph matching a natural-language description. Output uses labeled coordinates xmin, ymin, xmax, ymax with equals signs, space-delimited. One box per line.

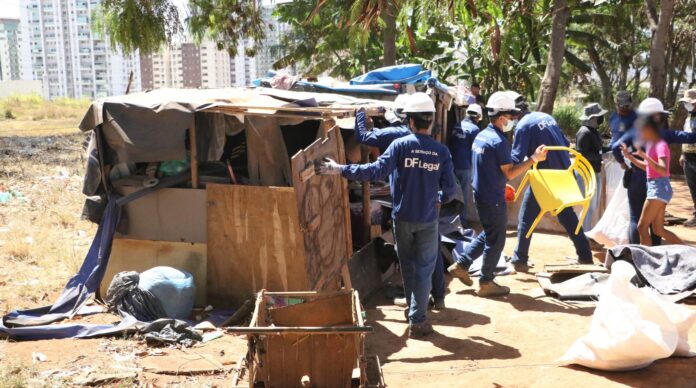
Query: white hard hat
xmin=402 ymin=92 xmax=436 ymax=113
xmin=637 ymin=97 xmax=669 ymax=115
xmin=504 ymin=90 xmax=522 ymax=102
xmin=466 ymin=103 xmax=482 ymax=117
xmin=486 ymin=91 xmax=519 ymax=114
xmin=393 ymin=94 xmax=410 ymax=112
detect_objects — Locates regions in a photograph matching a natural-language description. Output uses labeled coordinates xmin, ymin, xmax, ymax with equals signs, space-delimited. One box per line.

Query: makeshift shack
xmin=78 ymin=88 xmax=388 ymax=308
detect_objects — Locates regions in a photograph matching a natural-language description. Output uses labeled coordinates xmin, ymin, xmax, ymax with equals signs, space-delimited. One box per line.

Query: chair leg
xmin=514 ymin=173 xmax=530 ymax=202
xmin=575 ymin=206 xmax=588 ymax=235
xmin=525 ymin=212 xmax=546 ymax=239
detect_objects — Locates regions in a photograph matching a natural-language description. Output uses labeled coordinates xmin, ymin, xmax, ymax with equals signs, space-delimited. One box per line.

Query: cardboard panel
xmin=115 ymin=187 xmax=207 ymax=243
xmin=206 ymin=184 xmax=308 ymax=307
xmin=99 ymin=238 xmax=207 ymax=306
xmin=291 ymin=128 xmax=351 ymax=290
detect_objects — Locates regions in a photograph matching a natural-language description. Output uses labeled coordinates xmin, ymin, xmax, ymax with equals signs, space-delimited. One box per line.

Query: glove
xmin=505 ymin=184 xmax=516 ymax=203
xmin=384 ymin=109 xmax=399 ymax=124
xmin=315 ymin=157 xmax=343 ymax=175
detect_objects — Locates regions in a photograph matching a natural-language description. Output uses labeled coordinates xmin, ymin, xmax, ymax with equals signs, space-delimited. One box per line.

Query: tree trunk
xmin=588 ymin=46 xmax=613 ymax=110
xmin=381 ymin=0 xmax=396 ymax=67
xmin=645 ymin=0 xmax=675 ymax=101
xmin=537 ymin=0 xmax=570 ymax=114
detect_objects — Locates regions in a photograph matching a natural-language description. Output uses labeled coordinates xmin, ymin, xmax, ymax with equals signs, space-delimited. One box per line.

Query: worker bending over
xmin=449 ymin=103 xmax=483 ymax=225
xmin=509 ymin=93 xmax=593 ymax=270
xmin=447 ymin=92 xmax=547 ymax=297
xmin=317 ymin=92 xmax=457 ymax=338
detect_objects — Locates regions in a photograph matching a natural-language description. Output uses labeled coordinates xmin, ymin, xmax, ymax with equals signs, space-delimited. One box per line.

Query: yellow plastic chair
xmin=513 ymin=146 xmax=596 ymax=238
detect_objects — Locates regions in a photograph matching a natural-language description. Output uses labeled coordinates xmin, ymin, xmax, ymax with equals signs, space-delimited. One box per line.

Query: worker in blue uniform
xmin=354 ymin=94 xmax=411 ymax=153
xmin=353 ymin=95 xmax=448 ymax=311
xmin=449 ymin=103 xmax=483 ymax=226
xmin=611 ymin=97 xmax=696 ymax=244
xmin=609 ymin=91 xmax=638 ymax=144
xmin=317 ymin=92 xmax=457 ymax=338
xmin=509 ymin=93 xmax=593 ymax=271
xmin=447 ymin=92 xmax=547 ymax=297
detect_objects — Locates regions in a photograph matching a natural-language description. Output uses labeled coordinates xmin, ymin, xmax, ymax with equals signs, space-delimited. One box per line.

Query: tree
xmin=537 ymin=0 xmax=571 ymax=114
xmin=645 ymin=0 xmax=675 ymax=101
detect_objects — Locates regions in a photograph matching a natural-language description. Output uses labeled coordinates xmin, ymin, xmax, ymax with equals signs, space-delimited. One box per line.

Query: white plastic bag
xmin=586 ymin=159 xmax=630 ymax=247
xmin=560 ymin=261 xmax=696 ymax=371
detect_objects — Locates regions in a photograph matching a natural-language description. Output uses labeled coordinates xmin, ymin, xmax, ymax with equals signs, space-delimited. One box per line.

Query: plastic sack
xmin=138 ymin=267 xmax=195 ymax=320
xmin=586 ymin=158 xmax=629 ymax=247
xmin=560 ymin=261 xmax=696 ymax=371
xmin=106 ymin=267 xmax=195 ymax=321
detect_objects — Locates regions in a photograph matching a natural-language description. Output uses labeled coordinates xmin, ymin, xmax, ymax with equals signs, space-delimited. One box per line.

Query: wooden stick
xmin=334 ymin=124 xmax=354 ymax=289
xmin=221 ymin=299 xmax=254 ymax=327
xmin=190 ymin=116 xmax=199 ymax=189
xmin=360 ymin=145 xmax=371 ymax=244
xmin=226 ymin=326 xmax=373 ymax=334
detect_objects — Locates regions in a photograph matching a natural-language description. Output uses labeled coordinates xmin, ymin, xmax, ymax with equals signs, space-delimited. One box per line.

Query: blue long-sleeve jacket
xmin=512 ymin=112 xmax=570 ymax=169
xmin=341 ymin=133 xmax=457 ymax=223
xmin=609 ymin=110 xmax=637 ymax=145
xmin=449 ymin=117 xmax=481 ymax=171
xmin=611 ymin=127 xmax=696 ymax=165
xmin=354 ymin=111 xmax=411 ymax=153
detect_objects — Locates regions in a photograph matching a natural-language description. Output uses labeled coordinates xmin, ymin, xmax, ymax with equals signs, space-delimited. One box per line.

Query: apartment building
xmin=0 ymin=18 xmax=24 ymax=81
xmin=254 ymin=1 xmax=289 ymax=78
xmin=19 ymin=0 xmax=141 ymax=99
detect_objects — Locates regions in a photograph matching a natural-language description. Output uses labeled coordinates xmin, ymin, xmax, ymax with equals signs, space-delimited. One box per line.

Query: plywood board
xmin=115 ymin=187 xmax=207 ymax=243
xmin=269 ymin=293 xmax=353 ymax=327
xmin=206 ymin=184 xmax=308 ymax=307
xmin=291 ymin=128 xmax=351 ymax=290
xmin=99 ymin=238 xmax=207 ymax=306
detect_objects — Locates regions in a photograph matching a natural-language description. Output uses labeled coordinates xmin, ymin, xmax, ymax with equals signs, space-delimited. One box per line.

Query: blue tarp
xmin=0 ymin=173 xmax=191 ymax=340
xmin=350 ymin=64 xmax=432 ymax=86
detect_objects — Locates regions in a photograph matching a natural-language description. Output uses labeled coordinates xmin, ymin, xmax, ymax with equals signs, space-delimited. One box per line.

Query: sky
xmin=0 ymin=0 xmax=20 ymax=19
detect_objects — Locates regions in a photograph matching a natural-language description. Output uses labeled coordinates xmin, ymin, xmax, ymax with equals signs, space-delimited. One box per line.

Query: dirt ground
xmin=2 ymin=130 xmax=696 ymax=387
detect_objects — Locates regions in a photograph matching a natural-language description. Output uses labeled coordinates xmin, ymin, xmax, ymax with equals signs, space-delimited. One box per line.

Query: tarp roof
xmin=79 ymin=87 xmax=390 ymax=132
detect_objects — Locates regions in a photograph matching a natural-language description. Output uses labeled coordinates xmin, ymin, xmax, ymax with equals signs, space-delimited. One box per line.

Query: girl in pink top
xmin=621 ymin=116 xmax=685 ymax=246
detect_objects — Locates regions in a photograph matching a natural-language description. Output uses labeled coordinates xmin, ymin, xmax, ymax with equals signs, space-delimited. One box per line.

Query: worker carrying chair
xmin=513 ymin=146 xmax=596 ymax=238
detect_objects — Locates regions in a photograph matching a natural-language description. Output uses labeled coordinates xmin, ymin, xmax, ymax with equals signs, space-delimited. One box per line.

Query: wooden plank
xmin=190 ymin=117 xmax=199 ymax=189
xmin=207 ymin=184 xmax=308 ymax=307
xmin=269 ymin=293 xmax=353 ymax=327
xmin=333 ymin=120 xmax=354 ymax=289
xmin=348 ymin=240 xmax=383 ymax=303
xmin=360 ymin=145 xmax=372 ymax=245
xmin=290 ymin=128 xmax=351 ymax=290
xmin=99 ymin=238 xmax=207 ymax=306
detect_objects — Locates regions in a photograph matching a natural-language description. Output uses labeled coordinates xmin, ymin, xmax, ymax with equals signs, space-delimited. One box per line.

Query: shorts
xmin=646 ymin=177 xmax=673 ymax=204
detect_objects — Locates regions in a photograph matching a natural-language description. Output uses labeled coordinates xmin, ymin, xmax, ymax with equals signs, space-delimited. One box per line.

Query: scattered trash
xmin=23 ymin=236 xmax=34 ymax=245
xmin=142 ymin=319 xmax=203 ymax=347
xmin=560 ymin=261 xmax=696 ymax=371
xmin=139 ymin=354 xmax=226 ymax=375
xmin=201 ymin=330 xmax=224 ymax=343
xmin=193 ymin=321 xmax=217 ymax=331
xmin=32 ymin=352 xmax=47 ymax=363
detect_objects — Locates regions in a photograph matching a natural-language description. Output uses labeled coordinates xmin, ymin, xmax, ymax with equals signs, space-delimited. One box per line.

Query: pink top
xmin=646 ymin=140 xmax=670 ymax=179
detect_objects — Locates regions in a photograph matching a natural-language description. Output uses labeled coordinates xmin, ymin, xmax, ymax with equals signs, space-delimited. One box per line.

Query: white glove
xmin=384 ymin=109 xmax=399 ymax=124
xmin=315 ymin=157 xmax=343 ymax=175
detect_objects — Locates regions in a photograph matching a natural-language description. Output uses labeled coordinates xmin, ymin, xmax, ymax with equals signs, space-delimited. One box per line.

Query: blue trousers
xmin=626 ymin=168 xmax=661 ymax=245
xmin=455 ymin=168 xmax=472 ymax=226
xmin=513 ymin=187 xmax=593 ymax=263
xmin=431 ymin=249 xmax=445 ymax=300
xmin=393 ymin=220 xmax=439 ymax=324
xmin=454 ymin=202 xmax=507 ymax=282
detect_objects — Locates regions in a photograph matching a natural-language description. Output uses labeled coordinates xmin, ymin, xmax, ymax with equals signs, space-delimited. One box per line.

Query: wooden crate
xmin=228 ymin=290 xmax=372 ymax=388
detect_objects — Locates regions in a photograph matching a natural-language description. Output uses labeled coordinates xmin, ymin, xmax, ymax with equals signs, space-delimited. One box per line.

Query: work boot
xmin=684 ymin=216 xmax=696 ymax=227
xmin=477 ymin=281 xmax=510 ymax=297
xmin=432 ymin=298 xmax=446 ymax=310
xmin=447 ymin=263 xmax=473 ymax=286
xmin=408 ymin=322 xmax=434 ymax=338
xmin=508 ymin=261 xmax=531 ymax=274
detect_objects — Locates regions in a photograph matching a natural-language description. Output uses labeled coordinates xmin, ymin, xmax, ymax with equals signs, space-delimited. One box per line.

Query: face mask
xmin=503 ymin=118 xmax=517 ymax=132
xmin=595 ymin=116 xmax=604 ymax=126
xmin=685 ymin=102 xmax=695 ymax=114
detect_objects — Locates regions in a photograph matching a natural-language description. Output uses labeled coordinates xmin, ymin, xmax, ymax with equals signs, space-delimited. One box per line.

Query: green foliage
xmin=4 ymin=110 xmax=15 ymax=119
xmin=92 ymin=0 xmax=183 ymax=55
xmin=552 ymin=104 xmax=582 ymax=138
xmin=188 ymin=0 xmax=266 ymax=57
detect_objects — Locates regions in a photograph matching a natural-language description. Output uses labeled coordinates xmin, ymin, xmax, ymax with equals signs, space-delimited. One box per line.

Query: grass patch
xmin=0 ymin=94 xmax=89 ymax=137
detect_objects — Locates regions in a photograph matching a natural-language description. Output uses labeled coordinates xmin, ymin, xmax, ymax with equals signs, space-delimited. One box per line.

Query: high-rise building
xmin=254 ymin=1 xmax=289 ymax=78
xmin=0 ymin=18 xmax=24 ymax=80
xmin=19 ymin=0 xmax=141 ymax=99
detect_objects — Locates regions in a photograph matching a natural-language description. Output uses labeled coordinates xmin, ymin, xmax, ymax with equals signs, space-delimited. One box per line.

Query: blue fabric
xmin=354 ymin=110 xmax=411 ymax=153
xmin=350 ymin=64 xmax=431 ymax=85
xmin=511 ymin=112 xmax=570 ymax=169
xmin=294 ymin=81 xmax=400 ymax=95
xmin=341 ymin=133 xmax=457 ymax=223
xmin=513 ymin=187 xmax=593 ymax=264
xmin=471 ymin=125 xmax=512 ymax=205
xmin=454 ymin=168 xmax=472 ymax=225
xmin=138 ymin=267 xmax=195 ymax=320
xmin=581 ymin=172 xmax=602 ymax=231
xmin=611 ymin=127 xmax=696 ymax=165
xmin=450 ymin=118 xmax=481 ymax=170
xmin=431 ymin=250 xmax=445 ymax=300
xmin=393 ymin=220 xmax=439 ymax=324
xmin=454 ymin=202 xmax=508 ymax=282
xmin=609 ymin=110 xmax=637 ymax=145
xmin=647 ymin=177 xmax=673 ymax=203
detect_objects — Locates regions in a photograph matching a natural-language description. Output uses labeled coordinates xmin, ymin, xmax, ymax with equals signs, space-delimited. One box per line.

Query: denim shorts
xmin=646 ymin=177 xmax=673 ymax=204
